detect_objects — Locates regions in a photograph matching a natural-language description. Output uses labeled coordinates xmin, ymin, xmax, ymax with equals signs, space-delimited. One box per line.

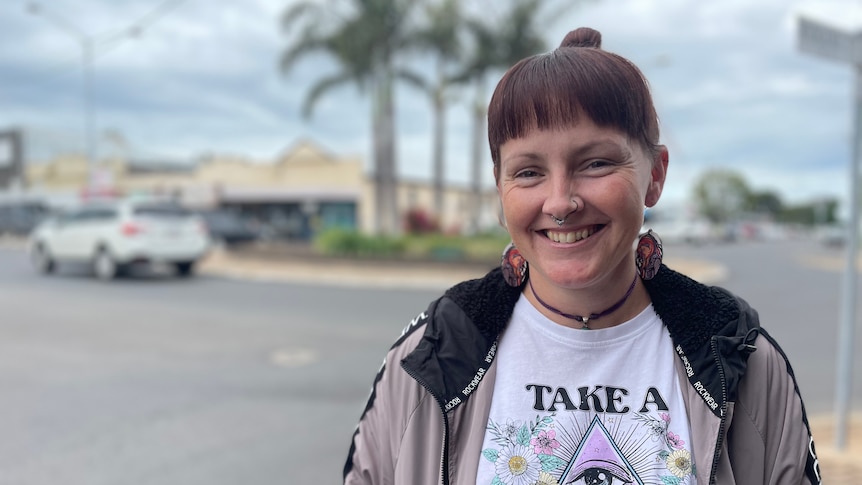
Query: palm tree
xmin=412 ymin=0 xmax=463 ymax=219
xmin=459 ymin=0 xmax=551 ymax=233
xmin=280 ymin=0 xmax=419 ymax=235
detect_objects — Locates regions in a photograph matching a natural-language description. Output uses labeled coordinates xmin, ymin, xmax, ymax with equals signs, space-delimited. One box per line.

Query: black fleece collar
xmin=403 ymin=264 xmax=760 ymax=416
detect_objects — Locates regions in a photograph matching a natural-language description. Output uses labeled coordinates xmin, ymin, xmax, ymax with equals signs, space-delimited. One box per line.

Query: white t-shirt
xmin=476 ymin=294 xmax=697 ymax=485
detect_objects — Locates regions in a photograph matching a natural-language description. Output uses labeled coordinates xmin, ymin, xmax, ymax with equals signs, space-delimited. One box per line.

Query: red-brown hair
xmin=488 ymin=27 xmax=660 ymax=172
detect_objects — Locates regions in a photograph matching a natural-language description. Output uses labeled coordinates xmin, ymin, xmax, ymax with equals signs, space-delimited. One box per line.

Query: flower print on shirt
xmin=494 ymin=444 xmax=541 ymax=485
xmin=530 ymin=429 xmax=560 ymax=455
xmin=482 ymin=412 xmax=696 ymax=484
xmin=483 ymin=414 xmax=567 ymax=484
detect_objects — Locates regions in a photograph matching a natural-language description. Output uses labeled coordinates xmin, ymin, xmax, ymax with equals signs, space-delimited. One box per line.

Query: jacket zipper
xmin=402 ymin=364 xmax=451 ymax=485
xmin=708 ymin=337 xmax=729 ymax=485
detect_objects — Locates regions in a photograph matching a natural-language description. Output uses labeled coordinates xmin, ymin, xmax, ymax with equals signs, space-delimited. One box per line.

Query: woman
xmin=344 ymin=27 xmax=820 ymax=485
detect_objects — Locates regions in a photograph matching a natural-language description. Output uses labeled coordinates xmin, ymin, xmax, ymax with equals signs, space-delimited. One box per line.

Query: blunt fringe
xmin=488 ymin=43 xmax=660 ymax=168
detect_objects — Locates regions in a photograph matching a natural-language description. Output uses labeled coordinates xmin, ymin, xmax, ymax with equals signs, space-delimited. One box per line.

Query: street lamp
xmin=27 ymin=2 xmax=138 ymax=188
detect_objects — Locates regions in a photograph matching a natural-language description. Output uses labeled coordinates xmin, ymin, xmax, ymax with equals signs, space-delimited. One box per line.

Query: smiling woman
xmin=343 ymin=27 xmax=822 ymax=485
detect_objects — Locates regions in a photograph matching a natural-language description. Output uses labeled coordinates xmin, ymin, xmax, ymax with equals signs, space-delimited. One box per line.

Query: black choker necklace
xmin=528 ymin=275 xmax=639 ymax=329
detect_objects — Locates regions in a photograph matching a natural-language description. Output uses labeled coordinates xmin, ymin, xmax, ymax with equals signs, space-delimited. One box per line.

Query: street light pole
xmin=797 ymin=16 xmax=862 ymax=450
xmin=28 ymin=3 xmax=98 ymax=184
xmin=83 ymin=37 xmax=95 ymax=177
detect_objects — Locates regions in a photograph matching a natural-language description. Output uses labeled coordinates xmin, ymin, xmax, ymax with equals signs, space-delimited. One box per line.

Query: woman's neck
xmin=525 ymin=272 xmax=651 ymax=330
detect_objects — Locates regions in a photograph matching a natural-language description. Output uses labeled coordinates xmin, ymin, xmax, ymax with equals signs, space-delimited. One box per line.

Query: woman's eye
xmin=588 ymin=159 xmax=612 ymax=169
xmin=515 ymin=170 xmax=540 ymax=178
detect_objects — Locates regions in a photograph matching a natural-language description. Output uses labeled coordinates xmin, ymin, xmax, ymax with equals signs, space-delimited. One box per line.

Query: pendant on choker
xmin=528 ymin=275 xmax=638 ymax=329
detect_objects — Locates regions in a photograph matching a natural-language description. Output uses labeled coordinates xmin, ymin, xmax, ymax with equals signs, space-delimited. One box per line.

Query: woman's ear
xmin=645 ymin=146 xmax=669 ymax=208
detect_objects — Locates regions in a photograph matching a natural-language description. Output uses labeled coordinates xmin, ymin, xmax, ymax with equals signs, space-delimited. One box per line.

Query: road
xmin=0 ymin=248 xmax=438 ymax=485
xmin=671 ymin=238 xmax=862 ymax=416
xmin=0 ymin=238 xmax=859 ymax=484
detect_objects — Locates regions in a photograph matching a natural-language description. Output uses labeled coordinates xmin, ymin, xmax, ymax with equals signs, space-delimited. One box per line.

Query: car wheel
xmin=30 ymin=243 xmax=55 ymax=274
xmin=93 ymin=248 xmax=118 ymax=281
xmin=175 ymin=261 xmax=195 ymax=277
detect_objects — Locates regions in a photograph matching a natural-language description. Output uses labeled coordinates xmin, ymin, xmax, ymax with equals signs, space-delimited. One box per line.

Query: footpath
xmin=198 ymin=244 xmax=860 ymax=483
xmin=197 ymin=244 xmax=730 ymax=291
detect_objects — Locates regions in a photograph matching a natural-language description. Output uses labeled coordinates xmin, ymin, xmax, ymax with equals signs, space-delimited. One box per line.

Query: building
xmin=23 ymin=139 xmax=501 ymax=240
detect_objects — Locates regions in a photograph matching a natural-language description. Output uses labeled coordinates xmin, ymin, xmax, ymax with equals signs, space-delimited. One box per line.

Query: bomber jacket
xmin=344 ymin=265 xmax=822 ymax=485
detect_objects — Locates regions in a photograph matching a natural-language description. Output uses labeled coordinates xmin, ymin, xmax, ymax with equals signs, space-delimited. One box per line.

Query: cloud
xmin=0 ymin=0 xmax=859 ymax=212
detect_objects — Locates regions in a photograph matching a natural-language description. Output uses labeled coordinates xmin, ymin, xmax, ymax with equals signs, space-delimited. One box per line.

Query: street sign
xmin=798 ymin=16 xmax=862 ymax=64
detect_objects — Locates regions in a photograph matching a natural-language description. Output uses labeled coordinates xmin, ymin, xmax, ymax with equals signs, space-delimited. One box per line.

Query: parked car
xmin=641 ymin=210 xmax=715 ymax=246
xmin=28 ymin=199 xmax=211 ymax=280
xmin=0 ymin=201 xmax=48 ymax=236
xmin=197 ymin=209 xmax=261 ymax=247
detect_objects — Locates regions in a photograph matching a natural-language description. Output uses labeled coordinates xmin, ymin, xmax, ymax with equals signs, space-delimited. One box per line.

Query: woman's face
xmin=496 ymin=119 xmax=667 ymax=292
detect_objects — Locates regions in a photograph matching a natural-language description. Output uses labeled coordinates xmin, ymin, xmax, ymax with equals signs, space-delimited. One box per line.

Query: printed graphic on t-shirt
xmin=481 ymin=397 xmax=695 ymax=484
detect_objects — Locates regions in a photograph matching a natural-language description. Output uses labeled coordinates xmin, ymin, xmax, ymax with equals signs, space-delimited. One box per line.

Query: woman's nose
xmin=543 ymin=179 xmax=579 ymax=220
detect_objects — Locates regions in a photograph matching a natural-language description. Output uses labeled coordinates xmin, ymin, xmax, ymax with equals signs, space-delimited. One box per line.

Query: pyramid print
xmin=559 ymin=415 xmax=642 ymax=485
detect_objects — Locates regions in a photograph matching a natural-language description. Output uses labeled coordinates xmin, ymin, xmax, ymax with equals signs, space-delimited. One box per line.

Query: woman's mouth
xmin=545 ymin=225 xmax=601 ymax=243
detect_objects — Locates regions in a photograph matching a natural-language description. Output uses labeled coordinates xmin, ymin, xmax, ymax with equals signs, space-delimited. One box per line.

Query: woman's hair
xmin=488 ymin=27 xmax=660 ymax=172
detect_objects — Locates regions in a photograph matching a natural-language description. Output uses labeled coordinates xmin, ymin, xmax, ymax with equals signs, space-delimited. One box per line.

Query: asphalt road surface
xmin=0 ymin=238 xmax=859 ymax=484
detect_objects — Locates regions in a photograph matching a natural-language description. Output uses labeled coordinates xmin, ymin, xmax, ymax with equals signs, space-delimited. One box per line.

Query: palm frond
xmin=302 ymin=72 xmax=356 ymax=118
xmin=395 ymin=67 xmax=428 ymax=93
xmin=280 ymin=1 xmax=322 ymax=33
xmin=279 ymin=31 xmax=330 ymax=74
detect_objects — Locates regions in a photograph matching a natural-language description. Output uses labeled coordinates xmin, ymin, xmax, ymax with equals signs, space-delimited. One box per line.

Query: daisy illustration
xmin=494 ymin=444 xmax=540 ymax=485
xmin=535 ymin=471 xmax=560 ymax=485
xmin=665 ymin=448 xmax=693 ymax=478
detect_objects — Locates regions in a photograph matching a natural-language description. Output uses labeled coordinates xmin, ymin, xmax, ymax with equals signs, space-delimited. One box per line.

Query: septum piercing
xmin=549 ymin=200 xmax=579 ymax=227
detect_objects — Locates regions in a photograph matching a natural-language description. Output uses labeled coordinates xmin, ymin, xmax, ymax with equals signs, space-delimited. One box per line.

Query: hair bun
xmin=560 ymin=27 xmax=602 ymax=49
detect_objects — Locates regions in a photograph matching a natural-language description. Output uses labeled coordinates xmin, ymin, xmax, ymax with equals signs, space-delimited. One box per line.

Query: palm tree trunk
xmin=432 ymin=59 xmax=446 ymax=219
xmin=469 ymin=79 xmax=487 ymax=234
xmin=382 ymin=82 xmax=398 ymax=235
xmin=372 ymin=78 xmax=386 ymax=235
xmin=372 ymin=66 xmax=399 ymax=236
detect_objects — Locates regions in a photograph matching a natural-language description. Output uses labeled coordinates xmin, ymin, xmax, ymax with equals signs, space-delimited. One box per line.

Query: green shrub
xmin=314 ymin=229 xmax=510 ymax=262
xmin=314 ymin=229 xmax=405 ymax=258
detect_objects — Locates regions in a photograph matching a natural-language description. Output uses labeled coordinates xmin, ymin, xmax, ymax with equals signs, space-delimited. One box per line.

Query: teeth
xmin=546 ymin=227 xmax=596 ymax=243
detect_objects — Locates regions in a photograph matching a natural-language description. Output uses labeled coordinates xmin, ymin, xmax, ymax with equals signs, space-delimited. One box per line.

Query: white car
xmin=29 ymin=199 xmax=211 ymax=280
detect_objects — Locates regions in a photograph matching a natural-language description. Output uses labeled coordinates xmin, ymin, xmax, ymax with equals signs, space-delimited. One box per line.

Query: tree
xmin=747 ymin=190 xmax=784 ymax=217
xmin=412 ymin=0 xmax=464 ymax=218
xmin=457 ymin=0 xmax=550 ymax=233
xmin=280 ymin=0 xmax=419 ymax=235
xmin=693 ymin=169 xmax=752 ymax=223
xmin=777 ymin=198 xmax=839 ymax=225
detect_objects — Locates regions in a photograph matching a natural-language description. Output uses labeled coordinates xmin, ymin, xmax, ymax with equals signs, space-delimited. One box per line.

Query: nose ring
xmin=549 ymin=199 xmax=580 ymax=227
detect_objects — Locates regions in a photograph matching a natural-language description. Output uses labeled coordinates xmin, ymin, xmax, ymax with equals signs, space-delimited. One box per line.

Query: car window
xmin=80 ymin=208 xmax=118 ymax=221
xmin=57 ymin=210 xmax=84 ymax=224
xmin=134 ymin=205 xmax=191 ymax=218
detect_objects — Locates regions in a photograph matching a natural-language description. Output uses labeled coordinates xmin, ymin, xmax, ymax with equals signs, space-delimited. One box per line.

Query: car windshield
xmin=134 ymin=205 xmax=191 ymax=218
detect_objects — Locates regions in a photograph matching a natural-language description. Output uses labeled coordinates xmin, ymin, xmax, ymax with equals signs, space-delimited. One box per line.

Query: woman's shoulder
xmin=442 ymin=267 xmax=522 ymax=338
xmin=647 ymin=265 xmax=754 ymax=344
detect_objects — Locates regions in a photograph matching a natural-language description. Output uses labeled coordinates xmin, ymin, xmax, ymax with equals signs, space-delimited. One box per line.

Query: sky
xmin=0 ymin=0 xmax=859 ymax=212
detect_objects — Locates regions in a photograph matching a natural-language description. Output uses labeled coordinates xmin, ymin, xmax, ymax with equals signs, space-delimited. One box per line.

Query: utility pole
xmin=27 ymin=3 xmax=105 ymax=185
xmin=27 ymin=1 xmax=180 ymax=191
xmin=797 ymin=15 xmax=862 ymax=450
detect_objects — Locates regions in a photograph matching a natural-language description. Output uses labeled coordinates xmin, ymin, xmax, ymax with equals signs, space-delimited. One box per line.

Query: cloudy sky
xmin=0 ymin=0 xmax=859 ymax=210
